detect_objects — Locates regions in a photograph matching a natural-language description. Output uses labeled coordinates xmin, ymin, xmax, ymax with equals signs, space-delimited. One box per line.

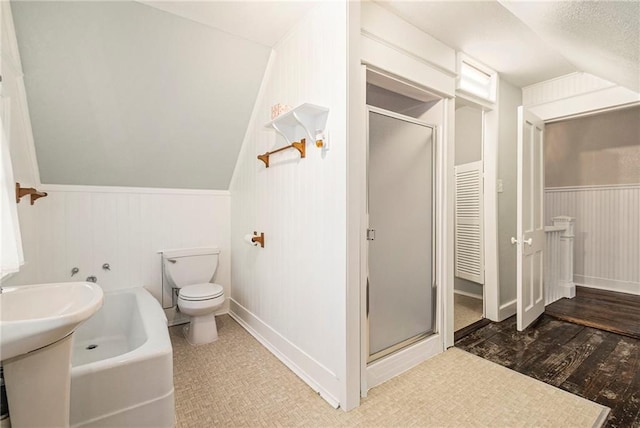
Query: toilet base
xmin=183 ymin=313 xmax=218 ymax=345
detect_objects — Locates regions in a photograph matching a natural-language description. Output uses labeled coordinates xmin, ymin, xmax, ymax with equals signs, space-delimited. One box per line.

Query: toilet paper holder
xmin=251 ymin=232 xmax=265 ymax=248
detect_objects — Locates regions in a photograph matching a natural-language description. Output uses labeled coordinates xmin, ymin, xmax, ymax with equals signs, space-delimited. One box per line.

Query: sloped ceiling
xmin=377 ymin=1 xmax=577 ymax=88
xmin=137 ymin=1 xmax=320 ymax=48
xmin=499 ymin=1 xmax=640 ymax=93
xmin=12 ymin=1 xmax=271 ymax=189
xmin=378 ymin=1 xmax=640 ymax=91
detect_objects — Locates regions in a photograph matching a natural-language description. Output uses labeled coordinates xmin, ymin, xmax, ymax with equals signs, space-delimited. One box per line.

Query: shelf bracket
xmin=15 ymin=182 xmax=48 ymax=205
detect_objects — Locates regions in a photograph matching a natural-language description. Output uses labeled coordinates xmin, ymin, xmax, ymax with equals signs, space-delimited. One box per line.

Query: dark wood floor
xmin=546 ymin=287 xmax=640 ymax=340
xmin=456 ymin=315 xmax=640 ymax=428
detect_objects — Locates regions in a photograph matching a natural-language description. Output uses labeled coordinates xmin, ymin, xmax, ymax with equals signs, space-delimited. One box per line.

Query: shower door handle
xmin=366 ymin=278 xmax=370 ymax=317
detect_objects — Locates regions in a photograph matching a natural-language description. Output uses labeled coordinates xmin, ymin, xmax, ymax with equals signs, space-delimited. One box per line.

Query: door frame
xmin=365 ymin=105 xmax=437 ymax=364
xmin=451 ymin=95 xmax=501 ymax=324
xmin=358 ymin=66 xmax=450 ymax=397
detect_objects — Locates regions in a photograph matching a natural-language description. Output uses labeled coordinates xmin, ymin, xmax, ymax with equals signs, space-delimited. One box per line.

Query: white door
xmin=516 ymin=107 xmax=545 ymax=331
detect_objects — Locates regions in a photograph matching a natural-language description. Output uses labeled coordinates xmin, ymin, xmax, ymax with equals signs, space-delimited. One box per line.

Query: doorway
xmin=453 ymin=101 xmax=486 ymax=334
xmin=362 ymin=73 xmax=444 ymax=393
xmin=367 ymin=107 xmax=435 ymax=362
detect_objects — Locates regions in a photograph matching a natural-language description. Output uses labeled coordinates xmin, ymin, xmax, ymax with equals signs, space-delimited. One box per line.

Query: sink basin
xmin=0 ymin=282 xmax=103 ymax=361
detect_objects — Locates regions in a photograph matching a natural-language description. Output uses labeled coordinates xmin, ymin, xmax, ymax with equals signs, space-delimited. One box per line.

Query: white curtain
xmin=1 ymin=105 xmax=24 ymax=278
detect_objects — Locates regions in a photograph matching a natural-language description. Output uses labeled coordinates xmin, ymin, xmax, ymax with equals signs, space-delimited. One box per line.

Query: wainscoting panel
xmin=5 ymin=186 xmax=231 ymax=310
xmin=545 ymin=185 xmax=640 ymax=295
xmin=229 ymin=2 xmax=348 ymax=407
xmin=522 ymin=72 xmax=614 ymax=106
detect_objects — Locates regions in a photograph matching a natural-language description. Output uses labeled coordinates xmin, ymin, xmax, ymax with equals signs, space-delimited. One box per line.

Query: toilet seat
xmin=179 ymin=283 xmax=223 ymax=301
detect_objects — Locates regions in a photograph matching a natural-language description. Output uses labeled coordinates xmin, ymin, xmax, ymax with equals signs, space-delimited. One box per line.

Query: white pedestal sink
xmin=0 ymin=282 xmax=103 ymax=427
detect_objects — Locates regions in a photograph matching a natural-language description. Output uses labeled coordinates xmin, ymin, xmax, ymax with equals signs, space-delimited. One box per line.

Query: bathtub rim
xmin=71 ymin=286 xmax=171 ymax=376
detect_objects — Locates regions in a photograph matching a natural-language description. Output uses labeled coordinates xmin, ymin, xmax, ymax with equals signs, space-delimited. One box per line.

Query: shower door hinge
xmin=366 ymin=229 xmax=376 ymax=241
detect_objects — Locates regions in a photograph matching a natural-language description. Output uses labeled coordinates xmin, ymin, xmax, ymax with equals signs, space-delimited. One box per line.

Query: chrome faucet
xmin=86 ymin=276 xmax=97 ymax=283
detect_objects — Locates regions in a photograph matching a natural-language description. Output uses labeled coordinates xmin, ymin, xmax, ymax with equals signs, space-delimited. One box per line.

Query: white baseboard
xmin=366 ymin=334 xmax=442 ymax=392
xmin=454 ymin=289 xmax=483 ymax=300
xmin=574 ymin=275 xmax=640 ymax=296
xmin=498 ymin=299 xmax=516 ymax=321
xmin=228 ymin=299 xmax=340 ymax=408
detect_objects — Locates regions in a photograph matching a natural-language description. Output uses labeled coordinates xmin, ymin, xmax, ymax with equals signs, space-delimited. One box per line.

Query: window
xmin=457 ymin=54 xmax=497 ymax=103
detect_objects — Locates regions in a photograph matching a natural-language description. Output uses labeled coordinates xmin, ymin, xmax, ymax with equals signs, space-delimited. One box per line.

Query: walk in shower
xmin=367 ymin=106 xmax=436 ymax=363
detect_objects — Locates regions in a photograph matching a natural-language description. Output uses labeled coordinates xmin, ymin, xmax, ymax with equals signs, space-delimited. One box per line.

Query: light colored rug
xmin=454 ymin=293 xmax=483 ymax=331
xmin=171 ymin=315 xmax=609 ymax=427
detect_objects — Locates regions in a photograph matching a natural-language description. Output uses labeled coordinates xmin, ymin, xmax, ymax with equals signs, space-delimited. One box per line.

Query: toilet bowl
xmin=160 ymin=247 xmax=224 ymax=345
xmin=177 ymin=283 xmax=224 ymax=344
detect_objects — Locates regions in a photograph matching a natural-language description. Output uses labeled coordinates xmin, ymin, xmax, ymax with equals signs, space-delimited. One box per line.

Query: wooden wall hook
xmin=15 ymin=183 xmax=48 ymax=205
xmin=251 ymin=231 xmax=265 ymax=248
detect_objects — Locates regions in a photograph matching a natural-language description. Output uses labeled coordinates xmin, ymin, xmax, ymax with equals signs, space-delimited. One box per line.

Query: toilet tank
xmin=162 ymin=247 xmax=220 ymax=288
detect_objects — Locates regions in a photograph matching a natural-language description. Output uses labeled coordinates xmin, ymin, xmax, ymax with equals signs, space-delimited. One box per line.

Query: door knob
xmin=524 ymin=238 xmax=533 ymax=246
xmin=510 ymin=237 xmax=519 ymax=245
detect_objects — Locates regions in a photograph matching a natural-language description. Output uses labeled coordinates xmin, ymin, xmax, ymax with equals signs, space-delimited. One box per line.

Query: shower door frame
xmin=363 ymin=104 xmax=439 ymax=366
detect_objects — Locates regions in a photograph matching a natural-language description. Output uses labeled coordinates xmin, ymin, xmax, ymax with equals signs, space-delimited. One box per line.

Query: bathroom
xmin=2 ymin=0 xmax=638 ymax=426
xmin=2 ymin=1 xmax=354 ymax=424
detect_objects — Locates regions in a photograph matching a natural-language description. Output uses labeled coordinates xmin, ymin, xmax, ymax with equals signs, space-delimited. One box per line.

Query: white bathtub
xmin=70 ymin=287 xmax=174 ymax=427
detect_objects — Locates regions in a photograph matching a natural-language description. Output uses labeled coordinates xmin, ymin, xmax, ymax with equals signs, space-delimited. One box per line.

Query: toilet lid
xmin=179 ymin=283 xmax=224 ymax=301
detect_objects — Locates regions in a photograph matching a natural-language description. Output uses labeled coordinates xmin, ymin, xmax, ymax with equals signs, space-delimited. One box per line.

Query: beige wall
xmin=545 ymin=106 xmax=640 ymax=187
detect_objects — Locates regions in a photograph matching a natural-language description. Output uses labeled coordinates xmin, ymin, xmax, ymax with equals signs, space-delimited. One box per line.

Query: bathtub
xmin=70 ymin=287 xmax=174 ymax=427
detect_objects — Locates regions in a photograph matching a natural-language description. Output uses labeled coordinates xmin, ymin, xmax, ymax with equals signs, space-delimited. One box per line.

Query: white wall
xmin=359 ymin=1 xmax=455 ymax=349
xmin=1 ymin=1 xmax=39 ymax=188
xmin=3 ymin=186 xmax=231 ymax=316
xmin=546 ymin=186 xmax=640 ymax=295
xmin=360 ymin=2 xmax=456 ymax=98
xmin=229 ymin=2 xmax=348 ymax=408
xmin=523 ymin=72 xmax=640 ymax=121
xmin=2 ymin=0 xmax=230 ymax=315
xmin=496 ymin=78 xmax=522 ymax=320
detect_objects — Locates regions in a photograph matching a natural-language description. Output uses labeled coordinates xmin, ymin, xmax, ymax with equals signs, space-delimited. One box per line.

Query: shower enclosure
xmin=367 ymin=107 xmax=436 ymax=362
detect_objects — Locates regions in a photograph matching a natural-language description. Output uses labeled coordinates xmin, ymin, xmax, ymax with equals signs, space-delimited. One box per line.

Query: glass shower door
xmin=367 ymin=108 xmax=434 ymax=361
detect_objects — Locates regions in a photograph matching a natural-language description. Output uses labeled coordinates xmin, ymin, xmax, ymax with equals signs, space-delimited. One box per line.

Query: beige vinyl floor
xmin=170 ymin=315 xmax=608 ymax=427
xmin=454 ymin=293 xmax=483 ymax=331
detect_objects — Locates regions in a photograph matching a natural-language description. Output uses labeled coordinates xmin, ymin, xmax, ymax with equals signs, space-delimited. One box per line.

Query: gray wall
xmin=545 ymin=106 xmax=640 ymax=187
xmin=454 ymin=106 xmax=483 ymax=166
xmin=497 ymin=79 xmax=522 ymax=314
xmin=12 ymin=1 xmax=270 ymax=189
xmin=454 ymin=104 xmax=484 ymax=297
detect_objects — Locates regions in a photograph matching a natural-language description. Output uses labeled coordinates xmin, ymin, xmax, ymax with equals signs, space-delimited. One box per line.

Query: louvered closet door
xmin=455 ymin=161 xmax=484 ymax=284
xmin=367 ymin=108 xmax=434 ymax=361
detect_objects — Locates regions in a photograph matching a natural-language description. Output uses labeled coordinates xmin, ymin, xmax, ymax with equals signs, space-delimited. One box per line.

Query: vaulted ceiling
xmin=11 ymin=1 xmax=639 ymax=190
xmin=12 ymin=1 xmax=299 ymax=189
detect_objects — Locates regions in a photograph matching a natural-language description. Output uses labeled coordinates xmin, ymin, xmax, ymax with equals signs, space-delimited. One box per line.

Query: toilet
xmin=161 ymin=247 xmax=224 ymax=345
